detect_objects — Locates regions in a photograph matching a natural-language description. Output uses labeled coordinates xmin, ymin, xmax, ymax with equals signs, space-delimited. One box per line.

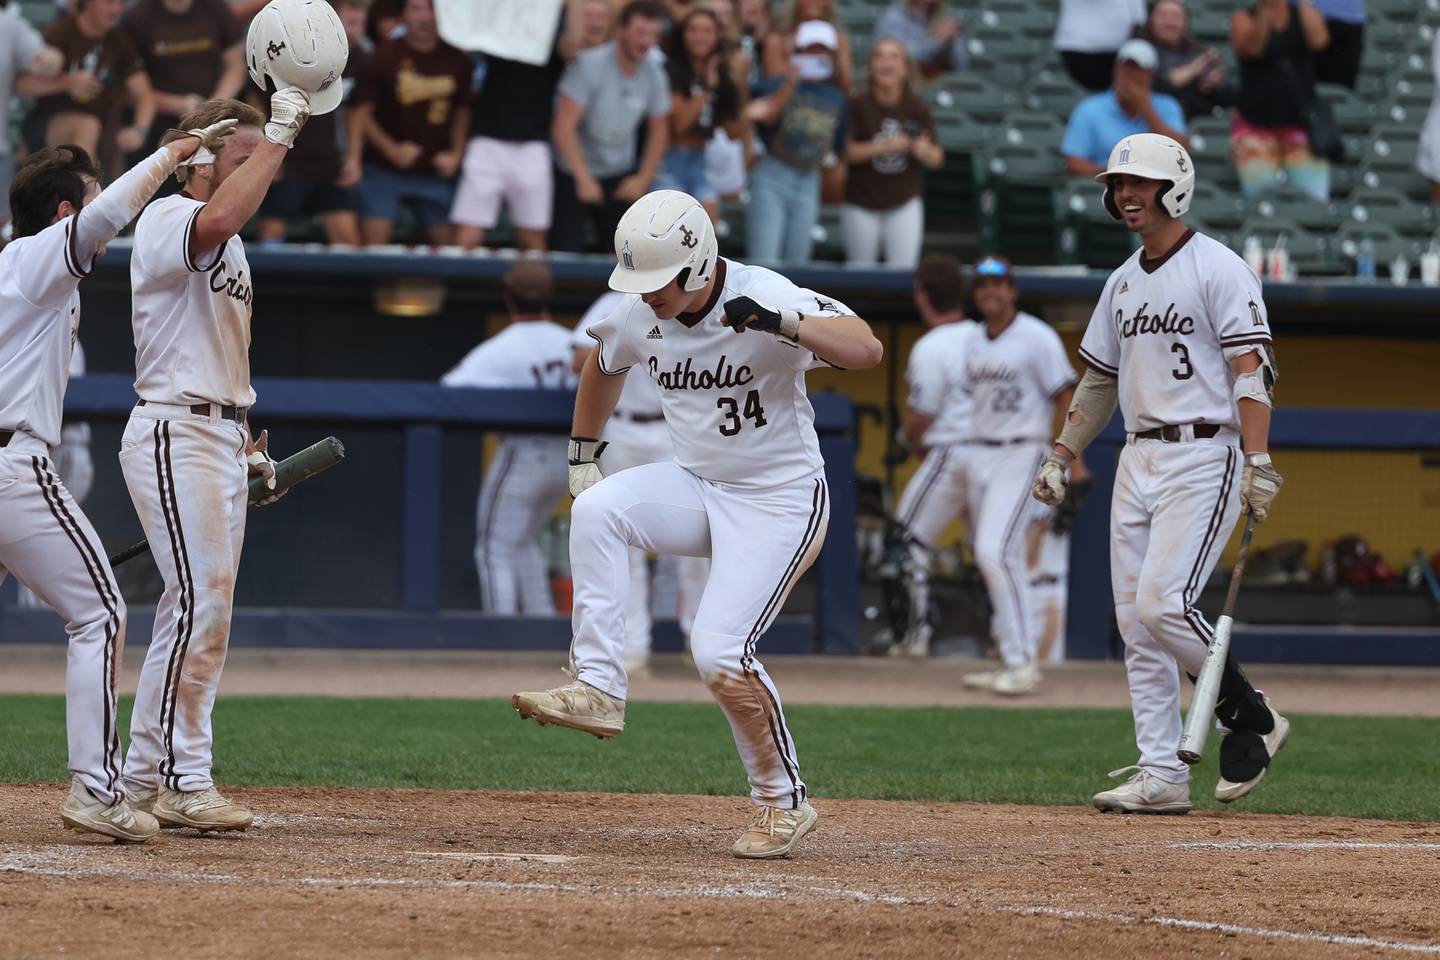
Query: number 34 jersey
xmin=586 ymin=258 xmax=850 ymax=489
xmin=1078 ymin=229 xmax=1272 ymax=434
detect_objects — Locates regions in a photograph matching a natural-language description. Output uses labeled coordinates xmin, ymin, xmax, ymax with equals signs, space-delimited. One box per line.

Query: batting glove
xmin=722 ymin=296 xmax=802 ymax=342
xmin=265 ymin=86 xmax=311 ymax=148
xmin=1240 ymin=452 xmax=1283 ymax=523
xmin=1032 ymin=454 xmax=1068 ymax=507
xmin=568 ymin=437 xmax=607 ymax=499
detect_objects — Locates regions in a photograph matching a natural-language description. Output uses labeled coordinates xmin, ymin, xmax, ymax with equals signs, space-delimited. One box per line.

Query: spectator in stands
xmin=703 ymin=0 xmax=755 ymax=204
xmin=248 ymin=0 xmax=371 ymax=246
xmin=763 ymin=0 xmax=853 ymax=93
xmin=1061 ymin=39 xmax=1189 ymax=177
xmin=579 ymin=0 xmax=616 ymax=51
xmin=1053 ymin=0 xmax=1146 ymax=92
xmin=747 ymin=18 xmax=847 ymax=261
xmin=1310 ymin=0 xmax=1363 ymax=90
xmin=450 ymin=1 xmax=588 ymax=252
xmin=1229 ymin=0 xmax=1331 ymax=201
xmin=842 ymin=37 xmax=941 ymax=267
xmin=351 ymin=0 xmax=472 ymax=246
xmin=121 ymin=0 xmax=246 ymax=154
xmin=367 ymin=0 xmax=401 ymax=43
xmin=657 ymin=6 xmax=747 ymax=220
xmin=22 ymin=0 xmax=155 ymax=174
xmin=1 ymin=0 xmax=64 ymax=232
xmin=1414 ymin=33 xmax=1440 ymax=201
xmin=736 ymin=0 xmax=772 ymax=86
xmin=550 ymin=0 xmax=671 ymax=254
xmin=1142 ymin=0 xmax=1235 ymax=119
xmin=873 ymin=0 xmax=967 ymax=83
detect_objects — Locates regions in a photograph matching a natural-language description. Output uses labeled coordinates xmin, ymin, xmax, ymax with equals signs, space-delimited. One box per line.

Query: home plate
xmin=409 ymin=851 xmax=580 ymax=864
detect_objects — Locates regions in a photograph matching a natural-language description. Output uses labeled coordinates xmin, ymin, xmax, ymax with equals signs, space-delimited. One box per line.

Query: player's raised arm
xmin=187 ymin=89 xmax=310 ymax=258
xmin=720 ymin=298 xmax=884 ymax=369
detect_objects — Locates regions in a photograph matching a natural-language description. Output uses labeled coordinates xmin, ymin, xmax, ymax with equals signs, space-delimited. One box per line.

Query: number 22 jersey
xmin=586 ymin=258 xmax=852 ymax=489
xmin=1078 ymin=229 xmax=1272 ymax=433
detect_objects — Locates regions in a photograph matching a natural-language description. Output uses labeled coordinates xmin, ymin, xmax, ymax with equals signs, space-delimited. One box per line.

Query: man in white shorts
xmin=120 ymin=91 xmax=309 ymax=833
xmin=442 ymin=260 xmax=576 ymax=613
xmin=1033 ymin=133 xmax=1288 ymax=813
xmin=1 ymin=124 xmax=231 ymax=841
xmin=515 ymin=189 xmax=884 ymax=859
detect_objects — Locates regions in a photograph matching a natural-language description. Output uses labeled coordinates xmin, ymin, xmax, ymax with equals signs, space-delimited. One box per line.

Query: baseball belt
xmin=1134 ymin=424 xmax=1222 ymax=442
xmin=137 ymin=399 xmax=248 ymax=423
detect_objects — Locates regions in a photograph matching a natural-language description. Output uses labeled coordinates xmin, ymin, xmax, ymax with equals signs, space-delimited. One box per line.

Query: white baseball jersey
xmin=1079 ymin=229 xmax=1272 ymax=433
xmin=0 ymin=218 xmax=91 ymax=448
xmin=574 ymin=292 xmax=664 ymax=419
xmin=130 ymin=194 xmax=255 ymax=407
xmin=905 ymin=320 xmax=977 ymax=447
xmin=443 ymin=319 xmax=579 ymax=392
xmin=586 ymin=258 xmax=851 ymax=489
xmin=963 ymin=312 xmax=1075 ymax=442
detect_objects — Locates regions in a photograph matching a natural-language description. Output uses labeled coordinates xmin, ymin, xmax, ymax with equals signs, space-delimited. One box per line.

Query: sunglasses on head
xmin=974 ymin=258 xmax=1010 ymax=278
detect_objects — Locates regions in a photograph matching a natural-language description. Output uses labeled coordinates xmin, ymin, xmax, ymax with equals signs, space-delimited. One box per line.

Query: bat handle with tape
xmin=1177 ymin=517 xmax=1255 ymax=766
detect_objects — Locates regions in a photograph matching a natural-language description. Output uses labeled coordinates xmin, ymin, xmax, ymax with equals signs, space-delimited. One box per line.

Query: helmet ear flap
xmin=1101 ymin=184 xmax=1122 ymax=221
xmin=1154 ymin=181 xmax=1174 ymax=217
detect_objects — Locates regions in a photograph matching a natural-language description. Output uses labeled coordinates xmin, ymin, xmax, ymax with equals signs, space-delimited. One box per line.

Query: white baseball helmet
xmin=247 ymin=0 xmax=350 ymax=116
xmin=608 ymin=190 xmax=718 ymax=295
xmin=1095 ymin=132 xmax=1195 ymax=220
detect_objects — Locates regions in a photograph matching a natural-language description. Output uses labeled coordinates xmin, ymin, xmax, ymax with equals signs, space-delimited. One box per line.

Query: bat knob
xmin=1176 ymin=748 xmax=1202 ymax=766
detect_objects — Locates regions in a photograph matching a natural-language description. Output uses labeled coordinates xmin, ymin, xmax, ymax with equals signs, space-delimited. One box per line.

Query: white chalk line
xmin=1171 ymin=841 xmax=1440 ymax=852
xmin=3 ymin=849 xmax=1437 ymax=954
xmin=407 ymin=851 xmax=580 ymax=864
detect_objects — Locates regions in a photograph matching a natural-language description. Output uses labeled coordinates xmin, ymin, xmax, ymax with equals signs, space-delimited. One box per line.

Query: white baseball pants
xmin=966 ymin=443 xmax=1048 ymax=668
xmin=475 ymin=435 xmax=568 ymax=615
xmin=119 ymin=408 xmax=248 ymax=792
xmin=894 ymin=444 xmax=971 ymax=625
xmin=602 ymin=419 xmax=711 ymax=659
xmin=1111 ymin=435 xmax=1241 ymax=783
xmin=569 ymin=462 xmax=828 ymax=808
xmin=0 ymin=433 xmax=127 ymax=805
xmin=1027 ymin=508 xmax=1069 ymax=664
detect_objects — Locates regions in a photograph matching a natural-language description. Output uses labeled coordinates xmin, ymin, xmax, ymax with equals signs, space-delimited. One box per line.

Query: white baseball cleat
xmin=732 ymin=801 xmax=819 ymax=859
xmin=1215 ymin=697 xmax=1291 ymax=803
xmin=153 ymin=786 xmax=254 ymax=832
xmin=889 ymin=623 xmax=932 ymax=658
xmin=60 ymin=777 xmax=160 ymax=843
xmin=1093 ymin=766 xmax=1192 ymax=815
xmin=990 ymin=663 xmax=1042 ymax=696
xmin=513 ymin=679 xmax=626 ymax=739
xmin=963 ymin=669 xmax=1000 ymax=689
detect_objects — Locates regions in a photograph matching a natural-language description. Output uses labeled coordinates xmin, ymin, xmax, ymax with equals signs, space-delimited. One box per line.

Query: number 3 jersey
xmin=585 ymin=258 xmax=850 ymax=489
xmin=1078 ymin=229 xmax=1272 ymax=434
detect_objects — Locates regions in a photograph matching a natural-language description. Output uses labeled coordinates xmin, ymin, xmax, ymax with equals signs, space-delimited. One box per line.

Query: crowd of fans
xmin=2 ymin=0 xmax=1435 ymax=261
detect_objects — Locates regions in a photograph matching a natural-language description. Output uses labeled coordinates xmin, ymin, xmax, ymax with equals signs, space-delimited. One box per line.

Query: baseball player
xmin=568 ymin=290 xmax=709 ymax=673
xmin=0 ymin=128 xmax=233 ymax=842
xmin=1033 ymin=133 xmax=1288 ymax=814
xmin=119 ymin=91 xmax=310 ymax=833
xmin=884 ymin=254 xmax=977 ymax=657
xmin=442 ymin=260 xmax=576 ymax=615
xmin=514 ymin=189 xmax=883 ymax=859
xmin=956 ymin=256 xmax=1081 ymax=696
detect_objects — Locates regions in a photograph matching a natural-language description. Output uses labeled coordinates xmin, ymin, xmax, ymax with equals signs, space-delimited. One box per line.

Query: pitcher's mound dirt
xmin=3 ymin=783 xmax=1437 ymax=959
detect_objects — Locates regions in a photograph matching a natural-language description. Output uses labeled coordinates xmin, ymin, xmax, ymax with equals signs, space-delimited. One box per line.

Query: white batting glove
xmin=1240 ymin=452 xmax=1283 ymax=523
xmin=247 ymin=428 xmax=278 ymax=490
xmin=1032 ymin=454 xmax=1068 ymax=507
xmin=568 ymin=437 xmax=606 ymax=499
xmin=265 ymin=86 xmax=311 ymax=148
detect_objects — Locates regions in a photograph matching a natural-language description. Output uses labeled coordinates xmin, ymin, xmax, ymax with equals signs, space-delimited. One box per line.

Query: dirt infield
xmin=4 ymin=782 xmax=1439 ymax=959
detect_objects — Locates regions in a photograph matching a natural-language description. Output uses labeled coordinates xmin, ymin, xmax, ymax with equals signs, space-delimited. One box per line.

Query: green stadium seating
xmin=1236 ymin=217 xmax=1342 ymax=276
xmin=1021 ymin=75 xmax=1085 ymax=115
xmin=1317 ymin=84 xmax=1383 ymax=135
xmin=810 ymin=206 xmax=847 ymax=262
xmin=1335 ymin=223 xmax=1416 ymax=272
xmin=1052 ymin=177 xmax=1137 ymax=268
xmin=1361 ymin=125 xmax=1431 ymax=201
xmin=926 ymin=73 xmax=1018 ymax=125
xmin=1344 ymin=186 xmax=1438 ymax=240
xmin=1249 ymin=185 xmax=1345 ymax=235
xmin=973 ymin=142 xmax=1063 ymax=259
xmin=1000 ymin=111 xmax=1066 ymax=152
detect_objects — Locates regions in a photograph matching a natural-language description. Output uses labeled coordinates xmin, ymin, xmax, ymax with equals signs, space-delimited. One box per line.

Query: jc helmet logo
xmin=679 ymin=225 xmax=698 ymax=249
xmin=266 ymin=40 xmax=287 ymax=60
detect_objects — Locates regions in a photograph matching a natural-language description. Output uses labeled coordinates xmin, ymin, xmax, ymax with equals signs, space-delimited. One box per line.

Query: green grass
xmin=3 ymin=695 xmax=1437 ymax=821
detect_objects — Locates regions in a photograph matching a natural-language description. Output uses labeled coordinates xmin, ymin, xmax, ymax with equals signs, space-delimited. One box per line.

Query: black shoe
xmin=1215 ymin=697 xmax=1290 ymax=802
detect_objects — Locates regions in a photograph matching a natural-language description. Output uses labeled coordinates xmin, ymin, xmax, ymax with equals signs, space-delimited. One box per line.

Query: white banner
xmin=435 ymin=0 xmax=565 ymax=66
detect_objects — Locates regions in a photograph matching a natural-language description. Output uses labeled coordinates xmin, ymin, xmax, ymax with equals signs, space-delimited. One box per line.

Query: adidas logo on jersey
xmin=1118 ymin=281 xmax=1129 ymax=295
xmin=646 ymin=326 xmax=663 ymax=340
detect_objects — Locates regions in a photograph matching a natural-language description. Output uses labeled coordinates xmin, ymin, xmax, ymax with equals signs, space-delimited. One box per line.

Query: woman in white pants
xmin=841 ymin=38 xmax=944 ymax=267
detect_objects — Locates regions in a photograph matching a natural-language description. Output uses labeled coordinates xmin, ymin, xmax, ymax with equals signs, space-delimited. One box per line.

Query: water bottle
xmin=1355 ymin=234 xmax=1376 ymax=282
xmin=1243 ymin=234 xmax=1265 ymax=275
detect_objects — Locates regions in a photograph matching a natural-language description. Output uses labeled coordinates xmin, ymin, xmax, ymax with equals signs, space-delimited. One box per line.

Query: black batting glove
xmin=722 ymin=296 xmax=802 ymax=341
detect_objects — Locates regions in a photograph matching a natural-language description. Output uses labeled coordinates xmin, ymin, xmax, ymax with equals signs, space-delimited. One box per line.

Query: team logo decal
xmin=622 ymin=241 xmax=635 ymax=270
xmin=814 ymin=296 xmax=836 ymax=313
xmin=266 ymin=40 xmax=287 ymax=59
xmin=1176 ymin=152 xmax=1188 ymax=173
xmin=1117 ymin=143 xmax=1132 ymax=165
xmin=1248 ymin=299 xmax=1263 ymax=327
xmin=679 ymin=225 xmax=698 ymax=249
xmin=316 ymin=70 xmax=337 ymax=92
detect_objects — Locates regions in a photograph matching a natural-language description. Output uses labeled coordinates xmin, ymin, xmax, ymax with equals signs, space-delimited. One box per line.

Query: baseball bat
xmin=107 ymin=436 xmax=346 ymax=568
xmin=1177 ymin=517 xmax=1256 ymax=766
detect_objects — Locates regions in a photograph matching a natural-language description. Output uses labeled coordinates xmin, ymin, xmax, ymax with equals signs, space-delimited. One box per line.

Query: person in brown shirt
xmin=841 ymin=37 xmax=941 ymax=267
xmin=349 ymin=0 xmax=472 ymax=246
xmin=20 ymin=0 xmax=154 ymax=172
xmin=121 ymin=0 xmax=246 ymax=153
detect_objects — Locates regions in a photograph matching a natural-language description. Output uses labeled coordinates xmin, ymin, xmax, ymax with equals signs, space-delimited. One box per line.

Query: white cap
xmin=1116 ymin=38 xmax=1158 ymax=71
xmin=794 ymin=20 xmax=839 ymax=51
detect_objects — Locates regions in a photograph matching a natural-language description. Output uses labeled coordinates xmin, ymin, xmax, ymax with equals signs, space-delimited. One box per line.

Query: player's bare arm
xmin=721 ymin=298 xmax=884 ymax=369
xmin=900 ymin=411 xmax=935 ymax=451
xmin=189 ymin=90 xmax=311 ymax=258
xmin=568 ymin=347 xmax=629 ymax=497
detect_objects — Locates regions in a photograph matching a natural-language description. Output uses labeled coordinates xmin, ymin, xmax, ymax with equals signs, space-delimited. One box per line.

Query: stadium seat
xmin=1189 ymin=183 xmax=1248 ymax=233
xmin=1000 ymin=111 xmax=1066 ymax=152
xmin=1335 ymin=223 xmax=1417 ymax=274
xmin=1344 ymin=187 xmax=1438 ymax=239
xmin=810 ymin=206 xmax=847 ymax=263
xmin=1236 ymin=216 xmax=1342 ymax=276
xmin=1317 ymin=84 xmax=1383 ymax=135
xmin=972 ymin=143 xmax=1063 ymax=259
xmin=926 ymin=74 xmax=1019 ymax=125
xmin=1021 ymin=76 xmax=1085 ymax=116
xmin=1248 ymin=185 xmax=1345 ymax=235
xmin=1052 ymin=178 xmax=1137 ymax=268
xmin=1361 ymin=125 xmax=1431 ymax=201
